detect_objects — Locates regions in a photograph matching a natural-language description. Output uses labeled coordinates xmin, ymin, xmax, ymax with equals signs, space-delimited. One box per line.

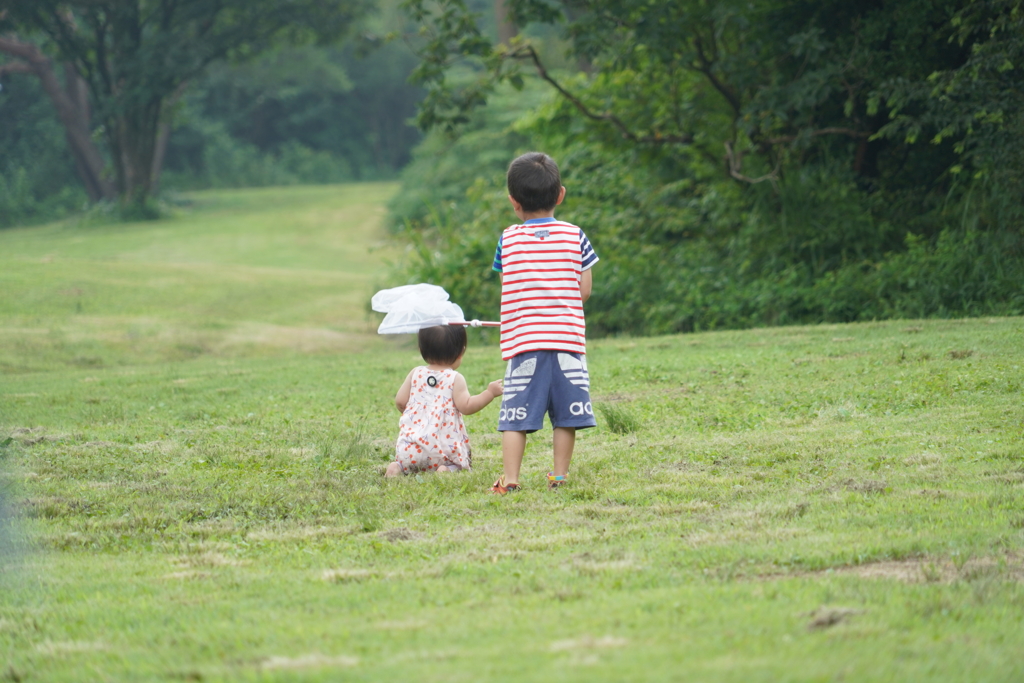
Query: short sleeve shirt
xmin=492 ymin=218 xmax=598 ymax=360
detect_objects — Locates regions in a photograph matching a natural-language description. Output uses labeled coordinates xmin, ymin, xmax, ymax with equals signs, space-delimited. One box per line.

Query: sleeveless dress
xmin=395 ymin=367 xmax=472 ymax=473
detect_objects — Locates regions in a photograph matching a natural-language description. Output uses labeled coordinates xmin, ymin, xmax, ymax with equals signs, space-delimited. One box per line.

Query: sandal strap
xmin=490 ymin=475 xmax=520 ymax=494
xmin=546 ymin=472 xmax=567 ymax=482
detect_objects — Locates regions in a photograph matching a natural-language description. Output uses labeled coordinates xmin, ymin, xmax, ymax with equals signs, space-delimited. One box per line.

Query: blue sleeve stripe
xmin=580 ymin=229 xmax=598 ymax=270
xmin=493 ymin=235 xmax=504 ymax=272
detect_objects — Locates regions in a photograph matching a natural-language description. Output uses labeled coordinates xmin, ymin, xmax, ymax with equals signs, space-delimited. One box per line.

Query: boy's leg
xmin=552 ymin=427 xmax=575 ymax=477
xmin=547 ymin=352 xmax=593 ymax=481
xmin=501 ymin=431 xmax=527 ymax=484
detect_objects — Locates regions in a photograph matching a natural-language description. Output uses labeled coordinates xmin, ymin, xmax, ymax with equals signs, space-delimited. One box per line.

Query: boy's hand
xmin=488 ymin=380 xmax=504 ymax=397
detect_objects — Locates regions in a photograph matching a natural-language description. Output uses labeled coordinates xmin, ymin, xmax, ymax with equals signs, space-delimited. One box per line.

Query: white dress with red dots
xmin=395 ymin=367 xmax=472 ymax=473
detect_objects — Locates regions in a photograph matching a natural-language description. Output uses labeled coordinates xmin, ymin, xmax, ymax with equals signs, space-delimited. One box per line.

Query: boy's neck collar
xmin=522 ymin=216 xmax=557 ymax=224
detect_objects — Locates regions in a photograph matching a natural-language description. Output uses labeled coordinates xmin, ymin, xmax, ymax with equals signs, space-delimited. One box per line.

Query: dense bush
xmin=387 ymin=0 xmax=1024 ymax=334
xmin=389 ymin=92 xmax=1024 ymax=334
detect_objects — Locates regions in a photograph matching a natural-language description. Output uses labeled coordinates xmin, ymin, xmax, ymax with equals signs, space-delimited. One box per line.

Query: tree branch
xmin=725 ymin=140 xmax=780 ymax=189
xmin=0 ymin=59 xmax=32 ymax=76
xmin=692 ymin=32 xmax=742 ymax=116
xmin=0 ymin=34 xmax=114 ymax=201
xmin=510 ymin=44 xmax=694 ymax=145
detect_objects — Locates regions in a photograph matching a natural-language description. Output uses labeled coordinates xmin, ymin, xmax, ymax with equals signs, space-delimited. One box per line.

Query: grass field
xmin=1 ymin=184 xmax=1023 ymax=682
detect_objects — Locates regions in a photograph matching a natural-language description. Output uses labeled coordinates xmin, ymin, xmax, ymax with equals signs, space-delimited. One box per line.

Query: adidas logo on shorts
xmin=503 ymin=357 xmax=536 ymax=397
xmin=557 ymin=353 xmax=590 ymax=390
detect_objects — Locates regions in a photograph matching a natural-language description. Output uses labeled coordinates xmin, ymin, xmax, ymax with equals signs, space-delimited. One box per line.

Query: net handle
xmin=448 ymin=320 xmax=500 ymax=328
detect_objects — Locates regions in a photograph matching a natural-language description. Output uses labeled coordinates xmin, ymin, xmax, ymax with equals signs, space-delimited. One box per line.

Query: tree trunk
xmin=494 ymin=0 xmax=517 ymax=45
xmin=0 ymin=36 xmax=114 ymax=202
xmin=149 ymin=82 xmax=187 ymax=197
xmin=108 ymin=101 xmax=161 ymax=207
xmin=61 ymin=63 xmax=112 ymax=202
xmin=149 ymin=117 xmax=171 ymax=197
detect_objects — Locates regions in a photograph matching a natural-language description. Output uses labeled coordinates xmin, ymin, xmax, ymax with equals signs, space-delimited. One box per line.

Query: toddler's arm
xmin=395 ymin=370 xmax=414 ymax=412
xmin=451 ymin=374 xmax=503 ymax=416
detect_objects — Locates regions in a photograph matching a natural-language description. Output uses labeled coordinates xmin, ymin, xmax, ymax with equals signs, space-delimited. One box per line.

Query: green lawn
xmin=1 ymin=184 xmax=1023 ymax=682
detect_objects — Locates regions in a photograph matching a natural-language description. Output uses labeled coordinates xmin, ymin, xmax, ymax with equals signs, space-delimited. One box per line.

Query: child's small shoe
xmin=547 ymin=472 xmax=567 ymax=490
xmin=490 ymin=475 xmax=520 ymax=495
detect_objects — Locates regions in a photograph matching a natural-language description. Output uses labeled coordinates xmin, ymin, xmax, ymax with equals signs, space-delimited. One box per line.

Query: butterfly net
xmin=371 ymin=284 xmax=467 ymax=335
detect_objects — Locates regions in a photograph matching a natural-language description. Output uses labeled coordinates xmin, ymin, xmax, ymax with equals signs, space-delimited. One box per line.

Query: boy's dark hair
xmin=507 ymin=152 xmax=561 ymax=212
xmin=418 ymin=325 xmax=467 ymax=365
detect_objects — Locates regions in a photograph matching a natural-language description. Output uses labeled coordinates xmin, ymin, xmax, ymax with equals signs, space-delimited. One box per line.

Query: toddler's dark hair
xmin=418 ymin=325 xmax=467 ymax=365
xmin=507 ymin=152 xmax=561 ymax=212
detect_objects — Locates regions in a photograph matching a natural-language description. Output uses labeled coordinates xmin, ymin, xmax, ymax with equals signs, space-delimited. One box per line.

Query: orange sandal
xmin=490 ymin=475 xmax=521 ymax=495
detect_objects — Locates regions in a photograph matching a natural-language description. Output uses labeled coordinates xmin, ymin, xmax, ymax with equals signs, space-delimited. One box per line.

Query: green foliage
xmin=386 ymin=80 xmax=551 ymax=323
xmin=164 ymin=23 xmax=424 ymax=188
xmin=390 ymin=0 xmax=1024 ymax=334
xmin=0 ymin=74 xmax=86 ymax=228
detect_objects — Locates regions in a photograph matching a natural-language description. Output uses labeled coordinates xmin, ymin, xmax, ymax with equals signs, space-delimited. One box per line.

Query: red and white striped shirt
xmin=493 ymin=219 xmax=598 ymax=360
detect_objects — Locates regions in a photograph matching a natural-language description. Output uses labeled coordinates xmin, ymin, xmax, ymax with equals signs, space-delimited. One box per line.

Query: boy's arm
xmin=451 ymin=373 xmax=503 ymax=416
xmin=395 ymin=370 xmax=414 ymax=412
xmin=580 ymin=267 xmax=593 ymax=303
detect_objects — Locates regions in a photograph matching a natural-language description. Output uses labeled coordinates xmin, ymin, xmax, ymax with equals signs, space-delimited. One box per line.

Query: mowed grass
xmin=1 ymin=185 xmax=1023 ymax=682
xmin=0 ymin=184 xmax=399 ymax=373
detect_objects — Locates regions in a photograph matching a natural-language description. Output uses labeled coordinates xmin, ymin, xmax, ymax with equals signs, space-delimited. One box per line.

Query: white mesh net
xmin=371 ymin=284 xmax=466 ymax=334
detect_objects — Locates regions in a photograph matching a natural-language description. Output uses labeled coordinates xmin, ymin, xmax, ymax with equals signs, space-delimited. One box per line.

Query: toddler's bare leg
xmin=501 ymin=431 xmax=527 ymax=485
xmin=436 ymin=465 xmax=451 ymax=473
xmin=384 ymin=462 xmax=403 ymax=478
xmin=552 ymin=427 xmax=575 ymax=477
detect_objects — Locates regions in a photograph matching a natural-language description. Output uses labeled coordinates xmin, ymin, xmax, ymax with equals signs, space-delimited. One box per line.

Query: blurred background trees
xmin=2 ymin=0 xmax=1021 ymax=330
xmin=0 ymin=0 xmax=409 ymax=221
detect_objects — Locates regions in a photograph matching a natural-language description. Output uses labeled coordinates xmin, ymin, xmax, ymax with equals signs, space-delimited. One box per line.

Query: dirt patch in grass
xmin=825 ymin=478 xmax=889 ymax=494
xmin=8 ymin=427 xmax=66 ymax=446
xmin=785 ymin=555 xmax=1024 ymax=584
xmin=844 ymin=557 xmax=1024 ymax=583
xmin=321 ymin=568 xmax=380 ymax=583
xmin=380 ymin=527 xmax=423 ymax=542
xmin=162 ymin=570 xmax=213 ymax=581
xmin=259 ymin=653 xmax=359 ymax=670
xmin=550 ymin=635 xmax=629 ymax=652
xmin=247 ymin=525 xmax=354 ymax=542
xmin=571 ymin=557 xmax=642 ymax=575
xmin=34 ymin=640 xmax=110 ymax=655
xmin=804 ymin=606 xmax=863 ymax=630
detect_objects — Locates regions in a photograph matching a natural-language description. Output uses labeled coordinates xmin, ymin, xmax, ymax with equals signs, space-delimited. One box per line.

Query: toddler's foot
xmin=384 ymin=462 xmax=403 ymax=478
xmin=490 ymin=475 xmax=520 ymax=495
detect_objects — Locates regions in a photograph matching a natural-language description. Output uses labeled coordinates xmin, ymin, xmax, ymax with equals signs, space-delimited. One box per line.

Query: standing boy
xmin=490 ymin=152 xmax=599 ymax=493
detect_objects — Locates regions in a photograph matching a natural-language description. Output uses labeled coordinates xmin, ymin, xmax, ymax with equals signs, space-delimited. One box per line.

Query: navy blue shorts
xmin=497 ymin=350 xmax=597 ymax=433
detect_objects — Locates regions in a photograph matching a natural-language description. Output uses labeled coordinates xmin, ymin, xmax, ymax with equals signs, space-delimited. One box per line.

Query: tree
xmin=392 ymin=0 xmax=1024 ymax=335
xmin=402 ymin=0 xmax=982 ymax=187
xmin=0 ymin=0 xmax=368 ymax=211
xmin=0 ymin=33 xmax=112 ymax=202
